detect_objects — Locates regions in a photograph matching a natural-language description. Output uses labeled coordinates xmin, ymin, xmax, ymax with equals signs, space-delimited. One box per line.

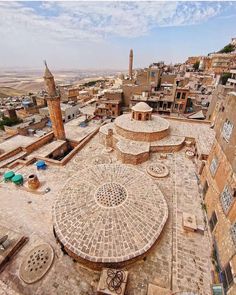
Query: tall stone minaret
xmin=43 ymin=61 xmax=66 ymax=141
xmin=129 ymin=49 xmax=133 ymax=80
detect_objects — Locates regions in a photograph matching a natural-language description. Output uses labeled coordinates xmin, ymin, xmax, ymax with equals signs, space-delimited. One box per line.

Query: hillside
xmin=0 ymin=87 xmax=26 ymax=98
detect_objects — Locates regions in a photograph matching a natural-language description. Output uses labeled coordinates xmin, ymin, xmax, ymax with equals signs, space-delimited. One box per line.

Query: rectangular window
xmin=175 ymin=104 xmax=178 ymax=109
xmin=210 ymin=157 xmax=219 ymax=177
xmin=221 ymin=185 xmax=234 ymax=213
xmin=231 ymin=223 xmax=236 ymax=246
xmin=151 ymin=71 xmax=156 ymax=77
xmin=220 ymin=263 xmax=234 ymax=291
xmin=167 ymin=102 xmax=172 ymax=108
xmin=203 ymin=181 xmax=209 ymax=197
xmin=179 ymin=104 xmax=183 ymax=110
xmin=222 ymin=119 xmax=233 ymax=143
xmin=182 ymin=92 xmax=186 ymax=100
xmin=209 ymin=211 xmax=218 ymax=232
xmin=176 ymin=92 xmax=181 ymax=99
xmin=159 ymin=101 xmax=163 ymax=108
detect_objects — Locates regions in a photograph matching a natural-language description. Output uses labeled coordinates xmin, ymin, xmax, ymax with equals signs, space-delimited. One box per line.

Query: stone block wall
xmin=115 ymin=124 xmax=169 ymax=142
xmin=0 ymin=147 xmax=22 ymax=162
xmin=150 ymin=142 xmax=184 ymax=153
xmin=23 ymin=132 xmax=54 ymax=154
xmin=115 ymin=148 xmax=149 ymax=165
xmin=201 ymin=140 xmax=236 ymax=288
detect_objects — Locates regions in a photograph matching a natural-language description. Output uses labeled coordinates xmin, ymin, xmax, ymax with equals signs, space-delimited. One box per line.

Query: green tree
xmin=0 ymin=116 xmax=22 ymax=130
xmin=218 ymin=43 xmax=235 ymax=53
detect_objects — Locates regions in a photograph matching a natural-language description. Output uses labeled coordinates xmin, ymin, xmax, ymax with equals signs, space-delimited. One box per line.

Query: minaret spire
xmin=129 ymin=49 xmax=133 ymax=80
xmin=43 ymin=61 xmax=57 ymax=97
xmin=43 ymin=62 xmax=66 ymax=140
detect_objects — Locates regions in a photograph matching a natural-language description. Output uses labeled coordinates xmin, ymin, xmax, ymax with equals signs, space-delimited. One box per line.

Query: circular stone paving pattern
xmin=146 ymin=162 xmax=169 ymax=178
xmin=53 ymin=164 xmax=168 ymax=265
xmin=19 ymin=244 xmax=54 ymax=284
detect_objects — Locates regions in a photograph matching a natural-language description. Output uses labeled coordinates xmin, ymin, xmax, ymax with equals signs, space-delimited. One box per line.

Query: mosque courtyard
xmin=0 ymin=127 xmax=213 ymax=295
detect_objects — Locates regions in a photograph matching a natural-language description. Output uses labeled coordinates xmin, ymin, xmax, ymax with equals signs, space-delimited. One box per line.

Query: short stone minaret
xmin=43 ymin=61 xmax=66 ymax=140
xmin=129 ymin=49 xmax=133 ymax=79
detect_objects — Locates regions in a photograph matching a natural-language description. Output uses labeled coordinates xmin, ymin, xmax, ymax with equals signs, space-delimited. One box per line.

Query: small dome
xmin=132 ymin=102 xmax=152 ymax=112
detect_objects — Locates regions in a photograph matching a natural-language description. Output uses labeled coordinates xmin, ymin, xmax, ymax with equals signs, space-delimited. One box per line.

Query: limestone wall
xmin=115 ymin=148 xmax=149 ymax=165
xmin=115 ymin=124 xmax=169 ymax=142
xmin=23 ymin=132 xmax=54 ymax=154
xmin=201 ymin=140 xmax=236 ymax=280
xmin=150 ymin=142 xmax=184 ymax=153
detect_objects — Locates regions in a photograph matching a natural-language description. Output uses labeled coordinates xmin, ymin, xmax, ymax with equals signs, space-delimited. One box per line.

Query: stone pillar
xmin=129 ymin=49 xmax=133 ymax=80
xmin=47 ymin=97 xmax=66 ymax=140
xmin=105 ymin=128 xmax=113 ymax=148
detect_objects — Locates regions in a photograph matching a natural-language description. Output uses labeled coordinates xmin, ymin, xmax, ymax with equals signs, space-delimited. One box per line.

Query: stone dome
xmin=53 ymin=164 xmax=168 ymax=267
xmin=132 ymin=102 xmax=153 ymax=112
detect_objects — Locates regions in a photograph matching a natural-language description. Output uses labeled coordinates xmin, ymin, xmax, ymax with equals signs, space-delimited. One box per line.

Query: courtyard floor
xmin=0 ymin=134 xmax=212 ymax=295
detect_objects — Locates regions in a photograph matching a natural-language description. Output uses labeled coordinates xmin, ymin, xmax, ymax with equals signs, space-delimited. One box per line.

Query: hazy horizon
xmin=0 ymin=1 xmax=236 ymax=70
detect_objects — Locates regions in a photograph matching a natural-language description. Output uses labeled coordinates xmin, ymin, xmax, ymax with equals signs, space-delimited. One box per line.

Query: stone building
xmin=173 ymin=86 xmax=190 ymax=114
xmin=200 ymin=91 xmax=236 ymax=295
xmin=94 ymin=89 xmax=122 ymax=118
xmin=39 ymin=103 xmax=79 ymax=123
xmin=206 ymin=72 xmax=236 ymax=122
xmin=94 ymin=100 xmax=121 ymax=118
xmin=186 ymin=56 xmax=204 ymax=65
xmin=130 ymin=89 xmax=174 ymax=114
xmin=121 ymin=59 xmax=164 ymax=107
xmin=226 ymin=69 xmax=236 ymax=88
xmin=208 ymin=53 xmax=236 ymax=75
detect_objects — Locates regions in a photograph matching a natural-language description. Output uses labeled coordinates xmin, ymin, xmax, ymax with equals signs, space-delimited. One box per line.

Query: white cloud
xmin=0 ymin=1 xmax=227 ymax=42
xmin=0 ymin=1 xmax=232 ymax=69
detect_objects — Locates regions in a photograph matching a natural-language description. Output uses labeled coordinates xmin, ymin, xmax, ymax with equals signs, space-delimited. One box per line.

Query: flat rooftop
xmin=0 ymin=135 xmax=37 ymax=153
xmin=64 ymin=116 xmax=98 ymax=142
xmin=167 ymin=117 xmax=215 ymax=155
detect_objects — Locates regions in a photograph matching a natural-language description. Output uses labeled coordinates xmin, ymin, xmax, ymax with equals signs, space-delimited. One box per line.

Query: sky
xmin=0 ymin=1 xmax=236 ymax=70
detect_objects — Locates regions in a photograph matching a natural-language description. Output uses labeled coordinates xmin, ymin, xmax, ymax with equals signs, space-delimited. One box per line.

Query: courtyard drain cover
xmin=19 ymin=243 xmax=54 ymax=284
xmin=146 ymin=162 xmax=169 ymax=178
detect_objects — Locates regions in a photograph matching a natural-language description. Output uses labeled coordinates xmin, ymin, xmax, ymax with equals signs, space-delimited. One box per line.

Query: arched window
xmin=145 ymin=113 xmax=149 ymax=121
xmin=138 ymin=113 xmax=142 ymax=121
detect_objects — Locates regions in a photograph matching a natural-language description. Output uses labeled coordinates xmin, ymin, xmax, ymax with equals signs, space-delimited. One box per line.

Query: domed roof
xmin=132 ymin=102 xmax=153 ymax=112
